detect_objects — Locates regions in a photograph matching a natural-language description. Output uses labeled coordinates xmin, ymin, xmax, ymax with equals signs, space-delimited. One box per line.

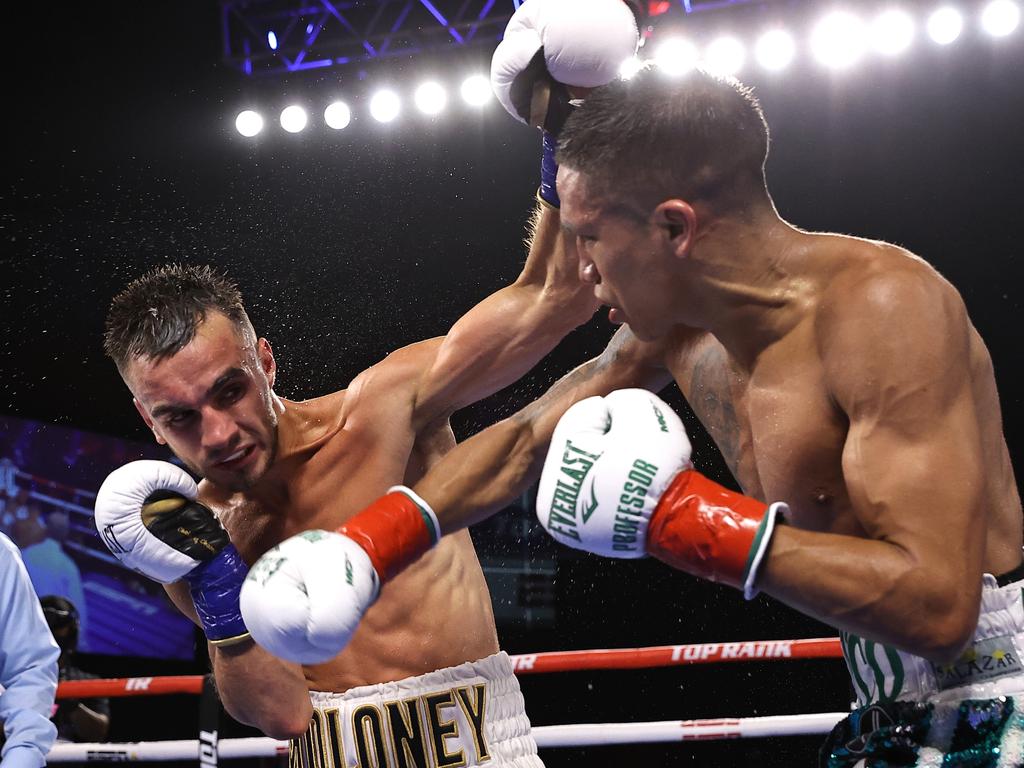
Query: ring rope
xmin=57 ymin=637 xmax=843 ymax=699
xmin=46 ymin=713 xmax=849 ymax=761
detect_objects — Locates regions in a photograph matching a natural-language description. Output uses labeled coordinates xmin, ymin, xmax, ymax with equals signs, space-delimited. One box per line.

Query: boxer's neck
xmin=244 ymin=395 xmax=343 ymax=507
xmin=681 ymin=211 xmax=819 ymax=368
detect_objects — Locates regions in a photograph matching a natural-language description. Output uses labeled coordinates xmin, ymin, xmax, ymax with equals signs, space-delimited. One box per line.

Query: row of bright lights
xmin=235 ymin=1 xmax=1020 ymax=137
xmin=649 ymin=1 xmax=1020 ymax=76
xmin=235 ymin=74 xmax=492 ymax=137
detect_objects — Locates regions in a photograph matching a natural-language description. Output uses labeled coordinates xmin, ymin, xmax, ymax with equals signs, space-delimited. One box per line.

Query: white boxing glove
xmin=491 ymin=0 xmax=640 ymax=131
xmin=95 ymin=459 xmax=251 ymax=644
xmin=240 ymin=530 xmax=380 ymax=665
xmin=536 ymin=389 xmax=692 ymax=558
xmin=95 ymin=460 xmax=205 ymax=583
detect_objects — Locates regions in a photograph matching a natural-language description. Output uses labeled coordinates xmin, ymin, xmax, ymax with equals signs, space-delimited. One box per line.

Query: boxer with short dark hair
xmin=93 ymin=6 xmax=642 ymax=766
xmin=96 ymin=226 xmax=592 ymax=761
xmin=250 ymin=68 xmax=1024 ymax=767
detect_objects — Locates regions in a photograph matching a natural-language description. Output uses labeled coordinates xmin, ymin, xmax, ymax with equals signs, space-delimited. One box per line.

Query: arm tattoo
xmin=688 ymin=342 xmax=744 ymax=479
xmin=512 ymin=326 xmax=637 ymax=429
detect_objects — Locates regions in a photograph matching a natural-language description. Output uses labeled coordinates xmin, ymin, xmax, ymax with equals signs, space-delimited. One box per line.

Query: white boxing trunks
xmin=822 ymin=562 xmax=1024 ymax=767
xmin=289 ymin=651 xmax=544 ymax=768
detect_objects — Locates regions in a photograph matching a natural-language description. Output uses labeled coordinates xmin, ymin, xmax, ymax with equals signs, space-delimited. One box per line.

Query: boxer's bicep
xmin=839 ymin=389 xmax=986 ymax=596
xmin=760 ymin=276 xmax=987 ymax=659
xmin=828 ymin=272 xmax=986 ymax=629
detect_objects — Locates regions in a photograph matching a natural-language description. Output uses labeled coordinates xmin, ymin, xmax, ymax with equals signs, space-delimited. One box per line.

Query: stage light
xmin=755 ymin=29 xmax=796 ymax=71
xmin=235 ymin=110 xmax=264 ymax=138
xmin=872 ymin=9 xmax=915 ymax=55
xmin=619 ymin=56 xmax=645 ymax=79
xmin=811 ymin=11 xmax=867 ymax=69
xmin=654 ymin=37 xmax=699 ymax=76
xmin=460 ymin=75 xmax=492 ymax=106
xmin=927 ymin=7 xmax=964 ymax=44
xmin=267 ymin=31 xmax=278 ymax=50
xmin=370 ymin=90 xmax=401 ymax=123
xmin=704 ymin=36 xmax=746 ymax=75
xmin=324 ymin=101 xmax=352 ymax=130
xmin=415 ymin=81 xmax=448 ymax=115
xmin=981 ymin=0 xmax=1020 ymax=36
xmin=280 ymin=105 xmax=308 ymax=133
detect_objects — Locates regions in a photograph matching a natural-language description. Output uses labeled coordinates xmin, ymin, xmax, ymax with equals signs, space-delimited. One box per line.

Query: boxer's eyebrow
xmin=206 ymin=368 xmax=246 ymax=398
xmin=150 ymin=368 xmax=246 ymax=419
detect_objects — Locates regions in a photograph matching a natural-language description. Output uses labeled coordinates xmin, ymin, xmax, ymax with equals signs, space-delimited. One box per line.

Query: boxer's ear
xmin=257 ymin=338 xmax=276 ymax=388
xmin=654 ymin=200 xmax=697 ymax=259
xmin=133 ymin=398 xmax=167 ymax=446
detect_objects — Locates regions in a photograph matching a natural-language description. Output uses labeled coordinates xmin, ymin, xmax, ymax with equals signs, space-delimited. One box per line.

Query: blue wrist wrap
xmin=539 ymin=131 xmax=560 ymax=208
xmin=184 ymin=543 xmax=249 ymax=643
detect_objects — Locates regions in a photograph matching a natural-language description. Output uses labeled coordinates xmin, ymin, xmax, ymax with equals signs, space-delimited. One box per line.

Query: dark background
xmin=4 ymin=1 xmax=1023 ymax=765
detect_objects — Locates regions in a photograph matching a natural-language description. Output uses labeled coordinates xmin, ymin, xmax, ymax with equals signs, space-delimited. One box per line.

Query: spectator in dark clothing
xmin=39 ymin=598 xmax=108 ymax=743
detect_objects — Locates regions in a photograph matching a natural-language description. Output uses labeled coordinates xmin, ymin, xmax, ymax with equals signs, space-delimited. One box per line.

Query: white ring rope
xmin=46 ymin=713 xmax=848 ymax=761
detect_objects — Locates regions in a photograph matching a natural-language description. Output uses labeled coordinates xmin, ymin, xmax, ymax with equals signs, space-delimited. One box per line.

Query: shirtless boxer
xmin=91 ymin=4 xmax=640 ymax=766
xmin=242 ymin=68 xmax=1024 ymax=766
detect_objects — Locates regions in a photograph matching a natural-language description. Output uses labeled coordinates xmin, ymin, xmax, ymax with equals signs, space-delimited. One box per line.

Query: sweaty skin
xmin=125 ymin=203 xmax=597 ymax=738
xmin=410 ymin=187 xmax=1022 ymax=666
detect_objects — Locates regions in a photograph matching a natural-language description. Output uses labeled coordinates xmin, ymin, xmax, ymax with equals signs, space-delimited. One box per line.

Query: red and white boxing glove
xmin=536 ymin=389 xmax=788 ymax=599
xmin=239 ymin=488 xmax=440 ymax=664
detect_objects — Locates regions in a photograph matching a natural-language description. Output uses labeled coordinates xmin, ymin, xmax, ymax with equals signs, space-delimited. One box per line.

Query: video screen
xmin=0 ymin=414 xmax=196 ymax=660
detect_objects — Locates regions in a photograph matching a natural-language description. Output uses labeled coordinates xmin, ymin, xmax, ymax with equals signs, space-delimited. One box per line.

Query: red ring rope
xmin=57 ymin=636 xmax=842 ymax=699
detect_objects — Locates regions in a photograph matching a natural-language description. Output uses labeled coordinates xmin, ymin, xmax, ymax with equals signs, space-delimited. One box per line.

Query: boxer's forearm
xmin=414 ymin=416 xmax=546 ymax=535
xmin=416 ymin=331 xmax=674 ymax=534
xmin=164 ymin=582 xmax=311 ymax=738
xmin=413 ymin=203 xmax=597 ymax=422
xmin=517 ymin=200 xmax=595 ymax=311
xmin=758 ymin=525 xmax=979 ymax=664
xmin=210 ymin=639 xmax=312 ymax=739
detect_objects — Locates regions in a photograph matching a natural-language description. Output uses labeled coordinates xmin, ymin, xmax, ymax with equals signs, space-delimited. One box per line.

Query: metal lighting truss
xmin=221 ymin=0 xmax=767 ymax=76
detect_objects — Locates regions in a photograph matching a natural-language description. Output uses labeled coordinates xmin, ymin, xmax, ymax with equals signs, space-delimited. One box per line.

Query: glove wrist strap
xmin=185 ymin=543 xmax=250 ymax=644
xmin=647 ymin=470 xmax=784 ymax=597
xmin=539 ymin=131 xmax=560 ymax=208
xmin=337 ymin=487 xmax=440 ymax=584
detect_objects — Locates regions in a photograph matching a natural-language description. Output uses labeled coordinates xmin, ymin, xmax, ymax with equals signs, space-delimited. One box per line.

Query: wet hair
xmin=104 ymin=264 xmax=255 ymax=374
xmin=557 ymin=66 xmax=770 ymax=212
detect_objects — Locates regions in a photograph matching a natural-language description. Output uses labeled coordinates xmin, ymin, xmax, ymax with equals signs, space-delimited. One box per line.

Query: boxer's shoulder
xmin=812 ymin=238 xmax=972 ymax=408
xmin=815 ymin=236 xmax=966 ymax=342
xmin=341 ymin=339 xmax=442 ymax=415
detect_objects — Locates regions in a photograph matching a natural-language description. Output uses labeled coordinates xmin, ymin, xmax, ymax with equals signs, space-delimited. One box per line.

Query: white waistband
xmin=844 ymin=574 xmax=1024 ymax=706
xmin=293 ymin=652 xmax=543 ymax=768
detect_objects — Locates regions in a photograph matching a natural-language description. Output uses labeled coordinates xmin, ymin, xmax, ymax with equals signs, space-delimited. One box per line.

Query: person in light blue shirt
xmin=0 ymin=532 xmax=58 ymax=768
xmin=20 ymin=510 xmax=89 ymax=651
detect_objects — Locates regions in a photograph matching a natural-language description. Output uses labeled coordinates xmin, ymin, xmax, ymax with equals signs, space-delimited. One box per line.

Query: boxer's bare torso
xmin=659 ymin=233 xmax=1022 ymax=575
xmin=201 ymin=390 xmax=499 ymax=692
